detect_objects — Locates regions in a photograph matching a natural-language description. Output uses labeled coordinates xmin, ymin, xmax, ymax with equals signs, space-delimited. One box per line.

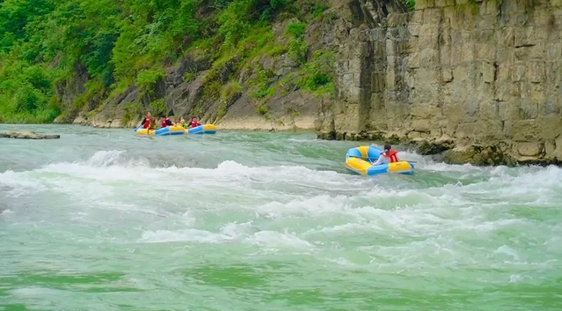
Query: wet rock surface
xmin=0 ymin=131 xmax=60 ymax=139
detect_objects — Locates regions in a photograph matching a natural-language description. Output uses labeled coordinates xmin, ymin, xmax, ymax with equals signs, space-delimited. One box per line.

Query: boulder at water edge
xmin=0 ymin=131 xmax=60 ymax=139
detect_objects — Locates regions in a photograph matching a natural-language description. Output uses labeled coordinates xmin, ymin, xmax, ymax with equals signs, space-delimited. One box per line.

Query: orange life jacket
xmin=382 ymin=149 xmax=399 ymax=163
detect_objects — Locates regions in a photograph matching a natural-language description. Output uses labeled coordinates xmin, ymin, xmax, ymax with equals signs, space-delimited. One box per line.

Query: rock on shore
xmin=0 ymin=131 xmax=60 ymax=139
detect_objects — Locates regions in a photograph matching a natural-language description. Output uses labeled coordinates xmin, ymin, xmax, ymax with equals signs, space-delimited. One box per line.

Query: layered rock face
xmin=320 ymin=0 xmax=562 ymax=165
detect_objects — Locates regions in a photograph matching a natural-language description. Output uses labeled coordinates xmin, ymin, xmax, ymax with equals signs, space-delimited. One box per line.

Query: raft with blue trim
xmin=135 ymin=124 xmax=217 ymax=136
xmin=345 ymin=145 xmax=414 ymax=176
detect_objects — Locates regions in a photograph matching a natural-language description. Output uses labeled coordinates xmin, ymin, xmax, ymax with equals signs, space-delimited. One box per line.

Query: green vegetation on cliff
xmin=0 ymin=0 xmax=336 ymax=123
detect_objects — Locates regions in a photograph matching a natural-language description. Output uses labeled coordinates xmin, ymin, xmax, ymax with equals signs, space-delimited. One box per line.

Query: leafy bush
xmin=296 ymin=50 xmax=335 ymax=96
xmin=0 ymin=0 xmax=335 ymax=123
xmin=136 ymin=68 xmax=166 ymax=90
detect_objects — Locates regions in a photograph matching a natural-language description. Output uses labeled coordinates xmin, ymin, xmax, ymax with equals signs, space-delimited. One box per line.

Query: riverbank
xmin=66 ymin=111 xmax=319 ymax=132
xmin=317 ymin=129 xmax=562 ymax=167
xmin=5 ymin=116 xmax=559 ymax=167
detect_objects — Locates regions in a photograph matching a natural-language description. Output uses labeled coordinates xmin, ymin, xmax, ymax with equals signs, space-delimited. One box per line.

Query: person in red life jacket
xmin=140 ymin=111 xmax=152 ymax=129
xmin=160 ymin=114 xmax=174 ymax=128
xmin=188 ymin=117 xmax=201 ymax=128
xmin=372 ymin=143 xmax=400 ymax=165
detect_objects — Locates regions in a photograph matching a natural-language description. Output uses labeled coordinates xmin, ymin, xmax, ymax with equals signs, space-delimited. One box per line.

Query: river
xmin=1 ymin=124 xmax=561 ymax=310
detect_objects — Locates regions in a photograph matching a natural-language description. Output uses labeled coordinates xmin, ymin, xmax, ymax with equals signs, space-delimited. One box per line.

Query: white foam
xmin=422 ymin=162 xmax=483 ymax=173
xmin=1 ymin=208 xmax=14 ymax=216
xmin=139 ymin=228 xmax=234 ymax=244
xmin=2 ymin=147 xmax=562 ymax=279
xmin=138 ymin=221 xmax=252 ymax=244
xmin=245 ymin=230 xmax=315 ymax=250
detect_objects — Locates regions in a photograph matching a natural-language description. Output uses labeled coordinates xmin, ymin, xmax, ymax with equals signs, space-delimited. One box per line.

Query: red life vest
xmin=161 ymin=118 xmax=171 ymax=128
xmin=142 ymin=118 xmax=150 ymax=129
xmin=382 ymin=149 xmax=399 ymax=163
xmin=189 ymin=120 xmax=200 ymax=128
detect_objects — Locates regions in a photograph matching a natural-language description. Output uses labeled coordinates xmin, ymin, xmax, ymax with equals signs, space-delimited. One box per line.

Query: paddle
xmin=371 ymin=158 xmax=418 ymax=164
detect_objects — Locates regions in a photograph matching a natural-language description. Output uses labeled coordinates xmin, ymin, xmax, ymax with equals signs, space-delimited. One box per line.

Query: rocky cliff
xmin=52 ymin=0 xmax=562 ymax=166
xmin=318 ymin=0 xmax=562 ymax=166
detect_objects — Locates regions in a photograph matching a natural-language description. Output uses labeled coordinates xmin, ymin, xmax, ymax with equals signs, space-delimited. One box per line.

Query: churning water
xmin=1 ymin=124 xmax=561 ymax=310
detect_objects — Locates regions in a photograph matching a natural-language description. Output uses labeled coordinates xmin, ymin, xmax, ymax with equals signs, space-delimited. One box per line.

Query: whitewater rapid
xmin=1 ymin=125 xmax=561 ymax=310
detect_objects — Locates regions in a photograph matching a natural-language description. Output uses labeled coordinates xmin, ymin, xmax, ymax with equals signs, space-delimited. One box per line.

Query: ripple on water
xmin=1 ymin=125 xmax=562 ymax=311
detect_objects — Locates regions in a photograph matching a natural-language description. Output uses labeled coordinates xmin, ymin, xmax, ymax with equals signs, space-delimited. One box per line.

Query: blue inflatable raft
xmin=345 ymin=145 xmax=415 ymax=176
xmin=135 ymin=124 xmax=217 ymax=136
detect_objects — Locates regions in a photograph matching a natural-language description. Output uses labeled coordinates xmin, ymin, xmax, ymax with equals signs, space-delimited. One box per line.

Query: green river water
xmin=0 ymin=124 xmax=561 ymax=311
